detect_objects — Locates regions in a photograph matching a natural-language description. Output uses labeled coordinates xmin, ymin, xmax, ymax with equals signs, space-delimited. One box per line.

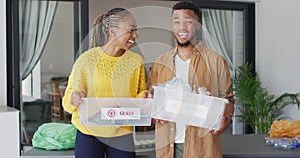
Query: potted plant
xmin=233 ymin=64 xmax=300 ymax=134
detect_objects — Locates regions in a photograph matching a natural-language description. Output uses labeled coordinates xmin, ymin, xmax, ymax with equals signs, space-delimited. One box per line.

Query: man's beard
xmin=175 ymin=33 xmax=196 ymax=47
xmin=176 ymin=40 xmax=191 ymax=47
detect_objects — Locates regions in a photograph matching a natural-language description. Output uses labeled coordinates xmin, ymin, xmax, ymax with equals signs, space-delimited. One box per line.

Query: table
xmin=222 ymin=134 xmax=300 ymax=158
xmin=22 ymin=134 xmax=300 ymax=158
xmin=22 ymin=149 xmax=74 ymax=158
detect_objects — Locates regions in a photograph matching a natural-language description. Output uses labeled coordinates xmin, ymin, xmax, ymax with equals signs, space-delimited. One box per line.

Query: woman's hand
xmin=142 ymin=91 xmax=153 ymax=98
xmin=71 ymin=91 xmax=85 ymax=107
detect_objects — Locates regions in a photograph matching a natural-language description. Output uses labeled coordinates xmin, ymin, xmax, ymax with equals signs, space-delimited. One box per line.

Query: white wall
xmin=0 ymin=0 xmax=6 ymax=106
xmin=256 ymin=0 xmax=300 ymax=120
xmin=0 ymin=3 xmax=20 ymax=157
xmin=0 ymin=1 xmax=20 ymax=157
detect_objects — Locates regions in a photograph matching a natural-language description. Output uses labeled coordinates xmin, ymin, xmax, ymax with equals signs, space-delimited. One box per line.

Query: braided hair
xmin=91 ymin=8 xmax=131 ymax=48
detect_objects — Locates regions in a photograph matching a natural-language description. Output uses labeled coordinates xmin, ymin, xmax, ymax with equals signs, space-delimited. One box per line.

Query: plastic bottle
xmin=265 ymin=137 xmax=300 ymax=150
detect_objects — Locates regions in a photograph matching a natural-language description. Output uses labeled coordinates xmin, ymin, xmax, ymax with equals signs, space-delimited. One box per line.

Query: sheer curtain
xmin=202 ymin=9 xmax=234 ymax=75
xmin=19 ymin=0 xmax=58 ymax=80
xmin=202 ymin=9 xmax=247 ymax=134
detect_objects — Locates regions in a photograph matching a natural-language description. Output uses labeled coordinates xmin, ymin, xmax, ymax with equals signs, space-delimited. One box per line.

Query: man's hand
xmin=71 ymin=91 xmax=85 ymax=107
xmin=210 ymin=114 xmax=232 ymax=135
xmin=152 ymin=118 xmax=167 ymax=124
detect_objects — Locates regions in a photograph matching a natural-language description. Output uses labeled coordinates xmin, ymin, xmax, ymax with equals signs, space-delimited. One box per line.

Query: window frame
xmin=192 ymin=0 xmax=256 ymax=68
xmin=6 ymin=0 xmax=89 ymax=110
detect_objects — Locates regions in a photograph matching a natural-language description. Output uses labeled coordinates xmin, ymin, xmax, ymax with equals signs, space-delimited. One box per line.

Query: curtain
xmin=202 ymin=9 xmax=234 ymax=75
xmin=19 ymin=0 xmax=58 ymax=80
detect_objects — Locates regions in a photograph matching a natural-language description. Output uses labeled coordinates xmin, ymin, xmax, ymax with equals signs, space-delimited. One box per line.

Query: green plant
xmin=233 ymin=64 xmax=300 ymax=134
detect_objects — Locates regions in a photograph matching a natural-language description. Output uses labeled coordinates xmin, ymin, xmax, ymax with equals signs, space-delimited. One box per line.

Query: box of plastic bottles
xmin=79 ymin=98 xmax=153 ymax=126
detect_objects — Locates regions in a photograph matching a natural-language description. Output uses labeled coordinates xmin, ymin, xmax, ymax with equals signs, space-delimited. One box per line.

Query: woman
xmin=62 ymin=8 xmax=149 ymax=158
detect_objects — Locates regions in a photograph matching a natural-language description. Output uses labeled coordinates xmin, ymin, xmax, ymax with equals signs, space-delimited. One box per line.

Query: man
xmin=147 ymin=1 xmax=235 ymax=158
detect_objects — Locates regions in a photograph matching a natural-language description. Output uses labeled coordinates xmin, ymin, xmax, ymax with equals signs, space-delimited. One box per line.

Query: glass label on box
xmin=101 ymin=108 xmax=140 ymax=120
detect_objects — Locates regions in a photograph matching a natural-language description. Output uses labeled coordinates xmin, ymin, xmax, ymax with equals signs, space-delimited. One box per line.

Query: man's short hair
xmin=172 ymin=1 xmax=202 ymax=22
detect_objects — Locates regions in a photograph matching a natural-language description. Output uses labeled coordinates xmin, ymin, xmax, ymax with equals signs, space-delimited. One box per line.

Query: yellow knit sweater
xmin=62 ymin=47 xmax=147 ymax=137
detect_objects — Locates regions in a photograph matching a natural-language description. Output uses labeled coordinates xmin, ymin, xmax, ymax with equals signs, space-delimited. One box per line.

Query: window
xmin=7 ymin=0 xmax=88 ymax=147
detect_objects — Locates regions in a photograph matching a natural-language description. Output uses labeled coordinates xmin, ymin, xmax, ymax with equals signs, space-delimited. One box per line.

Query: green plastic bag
xmin=32 ymin=122 xmax=76 ymax=150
